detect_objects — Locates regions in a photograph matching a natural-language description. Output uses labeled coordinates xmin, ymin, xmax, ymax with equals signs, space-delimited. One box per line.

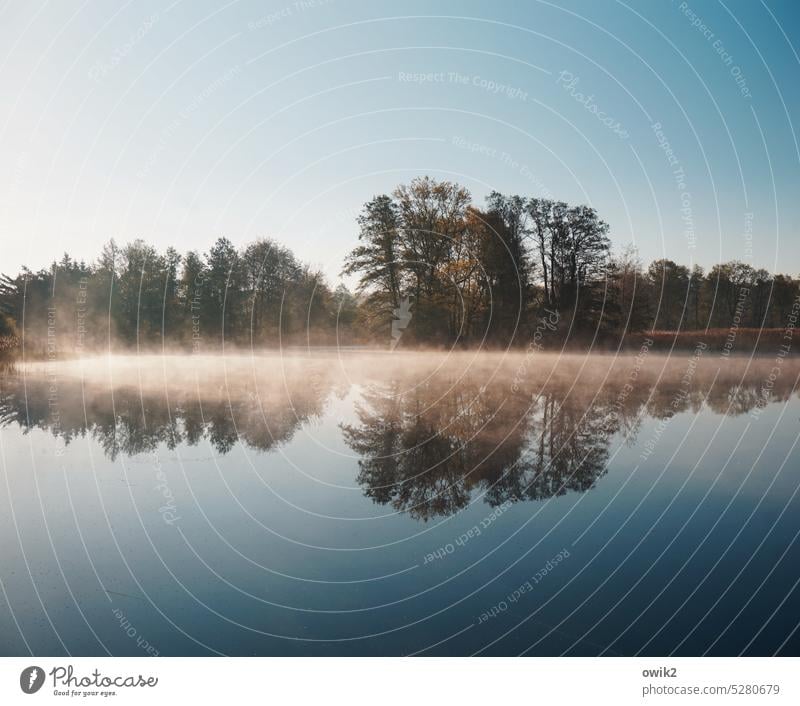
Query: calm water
xmin=1 ymin=350 xmax=799 ymax=656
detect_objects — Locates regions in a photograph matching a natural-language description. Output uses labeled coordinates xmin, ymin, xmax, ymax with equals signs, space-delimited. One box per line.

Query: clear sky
xmin=1 ymin=0 xmax=799 ymax=284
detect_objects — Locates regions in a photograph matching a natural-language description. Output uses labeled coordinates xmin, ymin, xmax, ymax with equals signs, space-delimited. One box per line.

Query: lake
xmin=1 ymin=350 xmax=799 ymax=656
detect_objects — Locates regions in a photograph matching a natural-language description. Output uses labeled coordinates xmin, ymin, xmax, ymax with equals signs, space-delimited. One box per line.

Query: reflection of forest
xmin=341 ymin=357 xmax=800 ymax=520
xmin=2 ymin=354 xmax=798 ymax=520
xmin=342 ymin=378 xmax=614 ymax=521
xmin=0 ymin=363 xmax=333 ymax=460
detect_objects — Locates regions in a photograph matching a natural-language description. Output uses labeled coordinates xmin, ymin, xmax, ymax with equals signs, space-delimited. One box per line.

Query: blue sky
xmin=1 ymin=0 xmax=798 ymax=283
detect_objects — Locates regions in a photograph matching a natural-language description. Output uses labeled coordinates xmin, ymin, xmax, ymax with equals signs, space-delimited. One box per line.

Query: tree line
xmin=0 ymin=237 xmax=360 ymax=355
xmin=1 ymin=176 xmax=799 ymax=356
xmin=344 ymin=177 xmax=799 ymax=349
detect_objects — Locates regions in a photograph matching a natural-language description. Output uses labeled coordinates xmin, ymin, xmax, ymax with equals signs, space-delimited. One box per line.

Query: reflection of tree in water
xmin=2 ymin=354 xmax=799 ymax=522
xmin=487 ymin=393 xmax=615 ymax=508
xmin=341 ymin=377 xmax=616 ymax=520
xmin=342 ymin=360 xmax=800 ymax=520
xmin=343 ymin=381 xmax=495 ymax=520
xmin=0 ymin=367 xmax=331 ymax=460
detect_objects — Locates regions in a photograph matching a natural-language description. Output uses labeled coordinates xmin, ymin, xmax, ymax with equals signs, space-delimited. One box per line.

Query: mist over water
xmin=2 ymin=0 xmax=799 ymax=681
xmin=2 ymin=350 xmax=800 ymax=655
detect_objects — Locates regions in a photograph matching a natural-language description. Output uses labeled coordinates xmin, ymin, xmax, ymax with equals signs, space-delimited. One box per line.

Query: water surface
xmin=1 ymin=351 xmax=799 ymax=656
